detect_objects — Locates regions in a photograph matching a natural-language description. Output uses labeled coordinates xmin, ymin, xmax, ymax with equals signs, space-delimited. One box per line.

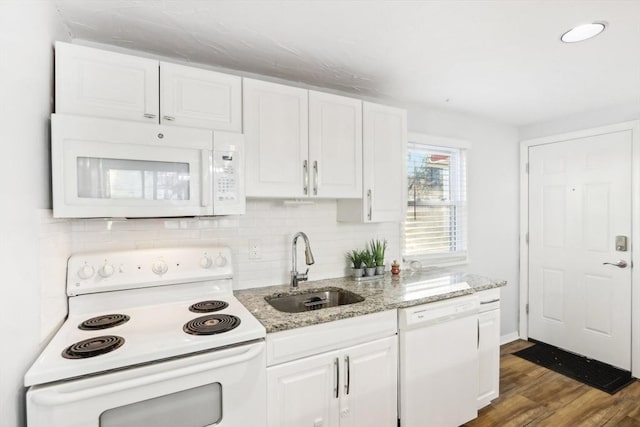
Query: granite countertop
xmin=234 ymin=268 xmax=506 ymax=333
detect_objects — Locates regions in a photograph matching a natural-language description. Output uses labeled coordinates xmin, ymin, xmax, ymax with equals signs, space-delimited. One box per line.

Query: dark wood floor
xmin=464 ymin=340 xmax=640 ymax=427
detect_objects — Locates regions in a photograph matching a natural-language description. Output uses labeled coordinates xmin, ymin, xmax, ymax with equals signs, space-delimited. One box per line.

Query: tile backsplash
xmin=69 ymin=199 xmax=401 ymax=290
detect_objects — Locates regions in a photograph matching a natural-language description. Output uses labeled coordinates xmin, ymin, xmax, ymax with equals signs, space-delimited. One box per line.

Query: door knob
xmin=603 ymin=260 xmax=627 ymax=268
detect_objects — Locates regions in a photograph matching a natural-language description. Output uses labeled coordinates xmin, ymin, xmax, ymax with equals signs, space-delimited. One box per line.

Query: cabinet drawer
xmin=477 ymin=288 xmax=501 ymax=312
xmin=266 ymin=310 xmax=397 ymax=366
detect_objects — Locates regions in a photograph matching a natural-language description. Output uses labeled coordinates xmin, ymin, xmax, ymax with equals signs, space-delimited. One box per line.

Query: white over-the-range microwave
xmin=51 ymin=114 xmax=245 ymax=218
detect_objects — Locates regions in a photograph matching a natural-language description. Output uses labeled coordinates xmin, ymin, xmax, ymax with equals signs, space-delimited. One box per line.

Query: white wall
xmin=407 ymin=107 xmax=520 ymax=338
xmin=519 ymin=101 xmax=640 ymax=140
xmin=0 ymin=2 xmax=71 ymax=426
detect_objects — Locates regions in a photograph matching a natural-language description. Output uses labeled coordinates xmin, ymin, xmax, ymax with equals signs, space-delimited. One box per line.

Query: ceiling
xmin=54 ymin=0 xmax=640 ymax=126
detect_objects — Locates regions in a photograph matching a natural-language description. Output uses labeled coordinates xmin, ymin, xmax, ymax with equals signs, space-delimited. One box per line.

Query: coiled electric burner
xmin=188 ymin=300 xmax=229 ymax=313
xmin=62 ymin=335 xmax=125 ymax=359
xmin=183 ymin=314 xmax=241 ymax=336
xmin=78 ymin=314 xmax=130 ymax=330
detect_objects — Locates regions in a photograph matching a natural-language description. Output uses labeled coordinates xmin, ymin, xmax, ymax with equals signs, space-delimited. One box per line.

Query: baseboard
xmin=500 ymin=331 xmax=520 ymax=345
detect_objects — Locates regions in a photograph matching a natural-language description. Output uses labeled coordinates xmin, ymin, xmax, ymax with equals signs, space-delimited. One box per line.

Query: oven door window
xmin=99 ymin=383 xmax=222 ymax=427
xmin=77 ymin=157 xmax=191 ymax=201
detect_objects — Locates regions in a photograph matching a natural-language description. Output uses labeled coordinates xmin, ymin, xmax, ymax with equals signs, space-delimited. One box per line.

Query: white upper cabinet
xmin=338 ymin=102 xmax=406 ymax=223
xmin=243 ymin=78 xmax=309 ymax=198
xmin=55 ymin=42 xmax=159 ymax=123
xmin=309 ymin=91 xmax=362 ymax=198
xmin=160 ymin=62 xmax=241 ymax=131
xmin=55 ymin=42 xmax=241 ymax=131
xmin=243 ymin=80 xmax=363 ymax=199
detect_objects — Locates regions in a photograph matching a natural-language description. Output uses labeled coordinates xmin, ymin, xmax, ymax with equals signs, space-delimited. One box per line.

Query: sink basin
xmin=265 ymin=287 xmax=365 ymax=313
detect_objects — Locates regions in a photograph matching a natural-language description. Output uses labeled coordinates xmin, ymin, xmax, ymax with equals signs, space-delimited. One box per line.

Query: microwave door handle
xmin=201 ymin=150 xmax=211 ymax=208
xmin=30 ymin=343 xmax=264 ymax=406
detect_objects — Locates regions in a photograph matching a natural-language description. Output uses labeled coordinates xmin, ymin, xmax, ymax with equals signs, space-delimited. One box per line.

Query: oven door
xmin=51 ymin=114 xmax=214 ymax=218
xmin=27 ymin=341 xmax=266 ymax=427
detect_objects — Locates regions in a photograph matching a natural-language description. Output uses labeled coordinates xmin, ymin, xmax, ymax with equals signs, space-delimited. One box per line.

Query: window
xmin=404 ymin=135 xmax=468 ymax=264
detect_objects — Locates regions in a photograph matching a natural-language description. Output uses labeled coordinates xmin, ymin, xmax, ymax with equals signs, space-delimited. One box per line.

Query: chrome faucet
xmin=291 ymin=232 xmax=315 ymax=288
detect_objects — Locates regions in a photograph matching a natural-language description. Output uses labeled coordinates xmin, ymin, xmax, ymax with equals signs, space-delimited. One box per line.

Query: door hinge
xmin=526 ymin=303 xmax=529 ymax=314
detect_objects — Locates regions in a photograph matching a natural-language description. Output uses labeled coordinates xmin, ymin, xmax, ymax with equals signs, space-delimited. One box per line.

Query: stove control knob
xmin=215 ymin=254 xmax=228 ymax=267
xmin=152 ymin=259 xmax=168 ymax=275
xmin=78 ymin=264 xmax=95 ymax=280
xmin=98 ymin=263 xmax=115 ymax=278
xmin=200 ymin=255 xmax=213 ymax=269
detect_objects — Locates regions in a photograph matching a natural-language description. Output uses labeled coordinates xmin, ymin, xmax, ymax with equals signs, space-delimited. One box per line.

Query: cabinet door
xmin=341 ymin=336 xmax=398 ymax=427
xmin=160 ymin=62 xmax=241 ymax=131
xmin=243 ymin=78 xmax=309 ymax=198
xmin=55 ymin=42 xmax=159 ymax=123
xmin=478 ymin=309 xmax=500 ymax=408
xmin=337 ymin=102 xmax=406 ymax=222
xmin=309 ymin=91 xmax=362 ymax=198
xmin=267 ymin=351 xmax=340 ymax=427
xmin=363 ymin=102 xmax=406 ymax=222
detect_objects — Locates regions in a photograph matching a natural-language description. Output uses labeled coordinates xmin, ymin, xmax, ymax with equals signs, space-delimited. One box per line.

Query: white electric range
xmin=25 ymin=246 xmax=266 ymax=427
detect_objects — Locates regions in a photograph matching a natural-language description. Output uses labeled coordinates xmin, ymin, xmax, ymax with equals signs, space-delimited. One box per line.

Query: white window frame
xmin=403 ymin=133 xmax=471 ymax=267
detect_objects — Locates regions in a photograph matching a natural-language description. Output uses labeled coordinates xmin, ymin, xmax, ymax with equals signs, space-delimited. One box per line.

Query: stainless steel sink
xmin=265 ymin=287 xmax=365 ymax=313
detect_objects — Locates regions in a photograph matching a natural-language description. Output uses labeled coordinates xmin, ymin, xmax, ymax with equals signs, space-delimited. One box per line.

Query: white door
xmin=55 ymin=42 xmax=159 ymax=123
xmin=362 ymin=102 xmax=406 ymax=222
xmin=309 ymin=91 xmax=362 ymax=198
xmin=341 ymin=336 xmax=397 ymax=427
xmin=243 ymin=78 xmax=309 ymax=198
xmin=267 ymin=350 xmax=340 ymax=427
xmin=160 ymin=62 xmax=242 ymax=131
xmin=528 ymin=129 xmax=633 ymax=369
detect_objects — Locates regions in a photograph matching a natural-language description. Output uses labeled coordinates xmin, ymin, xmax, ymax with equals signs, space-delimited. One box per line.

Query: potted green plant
xmin=370 ymin=239 xmax=387 ymax=275
xmin=361 ymin=249 xmax=377 ymax=277
xmin=346 ymin=249 xmax=364 ymax=278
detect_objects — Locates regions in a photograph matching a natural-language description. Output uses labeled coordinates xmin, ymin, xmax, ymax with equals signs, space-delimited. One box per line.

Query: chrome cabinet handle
xmin=313 ymin=161 xmax=318 ymax=196
xmin=480 ymin=299 xmax=500 ymax=305
xmin=367 ymin=189 xmax=372 ymax=221
xmin=162 ymin=115 xmax=175 ymax=121
xmin=345 ymin=355 xmax=350 ymax=395
xmin=143 ymin=113 xmax=156 ymax=119
xmin=303 ymin=160 xmax=309 ymax=195
xmin=603 ymin=260 xmax=627 ymax=268
xmin=334 ymin=357 xmax=340 ymax=398
xmin=477 ymin=319 xmax=480 ymax=349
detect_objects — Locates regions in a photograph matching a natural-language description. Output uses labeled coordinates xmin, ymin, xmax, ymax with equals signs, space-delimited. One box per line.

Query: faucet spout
xmin=291 ymin=232 xmax=314 ymax=288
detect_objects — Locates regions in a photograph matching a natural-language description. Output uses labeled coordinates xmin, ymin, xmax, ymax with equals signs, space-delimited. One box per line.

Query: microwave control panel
xmin=213 ymin=132 xmax=245 ymax=216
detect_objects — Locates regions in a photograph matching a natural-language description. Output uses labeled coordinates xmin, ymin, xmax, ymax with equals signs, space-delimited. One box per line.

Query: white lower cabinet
xmin=477 ymin=289 xmax=501 ymax=409
xmin=339 ymin=337 xmax=398 ymax=427
xmin=267 ymin=349 xmax=340 ymax=427
xmin=267 ymin=336 xmax=397 ymax=427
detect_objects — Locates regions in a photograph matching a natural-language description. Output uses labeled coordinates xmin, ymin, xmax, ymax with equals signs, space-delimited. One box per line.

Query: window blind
xmin=404 ymin=143 xmax=467 ymax=262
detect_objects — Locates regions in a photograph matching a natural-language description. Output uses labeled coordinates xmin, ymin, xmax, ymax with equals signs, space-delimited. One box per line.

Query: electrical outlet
xmin=248 ymin=239 xmax=261 ymax=259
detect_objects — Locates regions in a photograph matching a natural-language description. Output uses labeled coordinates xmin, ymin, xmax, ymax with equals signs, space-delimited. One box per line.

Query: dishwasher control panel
xmin=399 ymin=294 xmax=479 ymax=329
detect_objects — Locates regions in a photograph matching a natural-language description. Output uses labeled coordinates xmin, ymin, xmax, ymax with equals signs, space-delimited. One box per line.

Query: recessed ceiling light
xmin=561 ymin=22 xmax=607 ymax=43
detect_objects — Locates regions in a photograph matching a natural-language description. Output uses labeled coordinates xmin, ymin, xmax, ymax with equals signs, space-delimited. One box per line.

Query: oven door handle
xmin=30 ymin=342 xmax=264 ymax=406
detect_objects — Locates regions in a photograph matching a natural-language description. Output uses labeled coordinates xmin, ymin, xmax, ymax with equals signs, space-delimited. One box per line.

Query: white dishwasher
xmin=398 ymin=294 xmax=480 ymax=427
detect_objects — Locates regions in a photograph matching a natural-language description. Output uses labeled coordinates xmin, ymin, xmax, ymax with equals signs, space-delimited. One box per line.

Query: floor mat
xmin=513 ymin=340 xmax=635 ymax=394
